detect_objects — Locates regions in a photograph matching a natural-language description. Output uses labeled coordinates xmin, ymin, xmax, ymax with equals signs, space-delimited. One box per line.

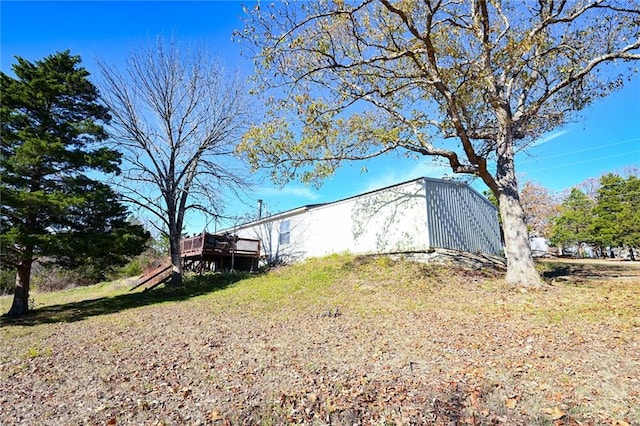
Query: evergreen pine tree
xmin=1 ymin=51 xmax=149 ymax=316
xmin=550 ymin=188 xmax=594 ymax=251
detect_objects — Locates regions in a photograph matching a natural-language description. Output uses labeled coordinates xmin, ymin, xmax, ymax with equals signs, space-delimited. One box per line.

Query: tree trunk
xmin=498 ymin=190 xmax=543 ymax=287
xmin=6 ymin=255 xmax=33 ymax=317
xmin=168 ymin=231 xmax=183 ymax=286
xmin=489 ymin=125 xmax=543 ymax=288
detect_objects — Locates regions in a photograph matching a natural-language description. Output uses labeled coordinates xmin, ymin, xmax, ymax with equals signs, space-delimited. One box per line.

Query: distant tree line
xmin=516 ymin=172 xmax=640 ymax=259
xmin=550 ymin=173 xmax=640 ymax=259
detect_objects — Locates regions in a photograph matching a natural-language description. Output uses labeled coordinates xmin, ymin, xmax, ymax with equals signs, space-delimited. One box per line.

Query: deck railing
xmin=180 ymin=233 xmax=260 ymax=258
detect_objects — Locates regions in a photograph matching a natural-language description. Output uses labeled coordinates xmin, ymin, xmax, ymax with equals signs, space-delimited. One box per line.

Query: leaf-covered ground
xmin=1 ymin=255 xmax=639 ymax=425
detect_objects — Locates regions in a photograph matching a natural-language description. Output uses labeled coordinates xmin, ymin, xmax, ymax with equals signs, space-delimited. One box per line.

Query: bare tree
xmin=519 ymin=181 xmax=558 ymax=238
xmin=237 ymin=0 xmax=640 ymax=286
xmin=98 ymin=38 xmax=251 ymax=285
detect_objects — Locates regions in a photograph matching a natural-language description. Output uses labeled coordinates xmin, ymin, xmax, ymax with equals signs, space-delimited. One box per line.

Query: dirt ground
xmin=1 ymin=255 xmax=639 ymax=425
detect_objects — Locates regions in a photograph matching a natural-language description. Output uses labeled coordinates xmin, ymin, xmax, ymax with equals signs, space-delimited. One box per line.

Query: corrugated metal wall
xmin=423 ymin=178 xmax=502 ymax=256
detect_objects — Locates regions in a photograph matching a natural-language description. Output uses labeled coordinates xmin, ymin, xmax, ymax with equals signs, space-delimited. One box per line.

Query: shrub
xmin=31 ymin=263 xmax=96 ymax=291
xmin=113 ymin=248 xmax=166 ymax=279
xmin=0 ymin=269 xmax=15 ymax=295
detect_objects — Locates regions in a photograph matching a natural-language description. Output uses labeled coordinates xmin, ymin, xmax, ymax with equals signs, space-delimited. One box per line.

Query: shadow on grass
xmin=0 ymin=272 xmax=253 ymax=327
xmin=538 ymin=259 xmax=640 ymax=281
xmin=540 ymin=264 xmax=572 ymax=279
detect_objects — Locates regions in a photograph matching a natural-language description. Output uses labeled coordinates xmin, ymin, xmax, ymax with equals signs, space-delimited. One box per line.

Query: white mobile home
xmin=227 ymin=177 xmax=502 ymax=264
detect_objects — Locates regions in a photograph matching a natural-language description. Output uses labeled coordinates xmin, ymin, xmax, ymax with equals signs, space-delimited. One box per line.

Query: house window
xmin=279 ymin=220 xmax=290 ymax=245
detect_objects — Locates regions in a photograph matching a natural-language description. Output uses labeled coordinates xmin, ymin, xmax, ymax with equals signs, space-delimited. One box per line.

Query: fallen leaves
xmin=504 ymin=396 xmax=518 ymax=410
xmin=1 ymin=256 xmax=639 ymax=424
xmin=544 ymin=406 xmax=567 ymax=420
xmin=208 ymin=409 xmax=222 ymax=421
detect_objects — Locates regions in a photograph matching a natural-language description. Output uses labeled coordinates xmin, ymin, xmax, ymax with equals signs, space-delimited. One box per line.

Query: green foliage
xmin=483 ymin=190 xmax=499 ymax=209
xmin=482 ymin=189 xmax=503 ymax=230
xmin=550 ymin=188 xmax=595 ymax=247
xmin=114 ymin=247 xmax=167 ymax=279
xmin=238 ymin=1 xmax=639 ymax=285
xmin=24 ymin=345 xmax=53 ymax=359
xmin=590 ymin=174 xmax=640 ymax=248
xmin=0 ymin=51 xmax=150 ymax=314
xmin=149 ymin=234 xmax=170 ymax=257
xmin=618 ymin=175 xmax=640 ymax=248
xmin=238 ymin=1 xmax=639 ymax=187
xmin=118 ymin=259 xmax=144 ymax=278
xmin=550 ymin=174 xmax=640 ymax=250
xmin=0 ymin=269 xmax=16 ymax=295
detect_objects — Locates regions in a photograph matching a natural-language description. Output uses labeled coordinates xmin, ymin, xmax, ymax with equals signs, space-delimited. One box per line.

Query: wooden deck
xmin=181 ymin=232 xmax=261 ymax=272
xmin=130 ymin=232 xmax=261 ymax=290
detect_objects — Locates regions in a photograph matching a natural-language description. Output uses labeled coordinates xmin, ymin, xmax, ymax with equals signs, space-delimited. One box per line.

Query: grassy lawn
xmin=1 ymin=254 xmax=638 ymax=425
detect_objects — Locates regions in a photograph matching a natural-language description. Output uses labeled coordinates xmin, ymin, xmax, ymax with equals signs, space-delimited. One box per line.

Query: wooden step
xmin=130 ymin=261 xmax=173 ymax=291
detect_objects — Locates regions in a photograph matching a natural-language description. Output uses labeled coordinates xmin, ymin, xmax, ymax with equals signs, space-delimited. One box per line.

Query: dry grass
xmin=1 ymin=254 xmax=639 ymax=425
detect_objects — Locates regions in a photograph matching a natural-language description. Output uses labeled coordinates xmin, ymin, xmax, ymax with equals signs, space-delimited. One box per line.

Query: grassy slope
xmin=1 ymin=254 xmax=639 ymax=425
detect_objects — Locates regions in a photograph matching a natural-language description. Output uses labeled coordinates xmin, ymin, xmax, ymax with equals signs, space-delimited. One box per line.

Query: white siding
xmin=303 ymin=179 xmax=429 ymax=257
xmin=234 ymin=210 xmax=308 ymax=263
xmin=228 ymin=177 xmax=502 ymax=262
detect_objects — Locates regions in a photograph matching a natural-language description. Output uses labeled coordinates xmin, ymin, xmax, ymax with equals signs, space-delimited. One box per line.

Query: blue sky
xmin=2 ymin=1 xmax=639 ymax=233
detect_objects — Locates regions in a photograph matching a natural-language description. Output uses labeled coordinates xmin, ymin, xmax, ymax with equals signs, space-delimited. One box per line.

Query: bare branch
xmin=99 ymin=38 xmax=253 ymax=277
xmin=237 ymin=0 xmax=639 ymax=284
